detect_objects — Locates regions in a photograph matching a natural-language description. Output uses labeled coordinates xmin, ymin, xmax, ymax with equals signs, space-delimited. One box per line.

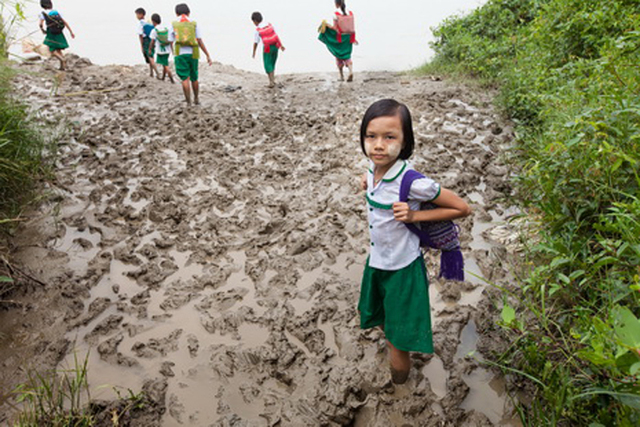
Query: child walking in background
xmin=358 ymin=99 xmax=471 ymax=384
xmin=39 ymin=0 xmax=75 ymax=70
xmin=135 ymin=7 xmax=159 ymax=78
xmin=318 ymin=0 xmax=356 ymax=82
xmin=171 ymin=3 xmax=213 ymax=106
xmin=251 ymin=12 xmax=285 ymax=89
xmin=150 ymin=14 xmax=175 ymax=84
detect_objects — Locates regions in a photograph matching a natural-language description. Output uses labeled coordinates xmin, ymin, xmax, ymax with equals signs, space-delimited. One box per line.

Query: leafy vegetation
xmin=426 ymin=0 xmax=640 ymax=424
xmin=0 ymin=1 xmax=51 ymax=232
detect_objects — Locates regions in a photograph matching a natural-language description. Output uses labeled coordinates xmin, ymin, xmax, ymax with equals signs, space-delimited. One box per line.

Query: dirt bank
xmin=1 ymin=55 xmax=519 ymax=426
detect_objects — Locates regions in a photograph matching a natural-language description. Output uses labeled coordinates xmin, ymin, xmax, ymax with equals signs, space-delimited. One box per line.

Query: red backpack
xmin=257 ymin=24 xmax=282 ymax=53
xmin=334 ymin=11 xmax=356 ymax=43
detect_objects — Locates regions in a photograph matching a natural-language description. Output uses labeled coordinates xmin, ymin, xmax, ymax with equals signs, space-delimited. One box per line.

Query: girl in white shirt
xmin=358 ymin=99 xmax=471 ymax=384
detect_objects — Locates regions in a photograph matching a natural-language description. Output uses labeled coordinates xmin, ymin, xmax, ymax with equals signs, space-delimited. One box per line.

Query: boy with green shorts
xmin=150 ymin=13 xmax=175 ymax=83
xmin=135 ymin=7 xmax=159 ymax=78
xmin=251 ymin=12 xmax=286 ymax=88
xmin=171 ymin=3 xmax=213 ymax=106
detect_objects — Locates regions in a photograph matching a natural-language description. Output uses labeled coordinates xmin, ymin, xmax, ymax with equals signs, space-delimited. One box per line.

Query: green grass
xmin=422 ymin=0 xmax=640 ymax=424
xmin=10 ymin=353 xmax=146 ymax=426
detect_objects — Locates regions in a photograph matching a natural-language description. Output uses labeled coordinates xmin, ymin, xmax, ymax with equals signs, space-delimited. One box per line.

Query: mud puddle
xmin=1 ymin=56 xmax=522 ymax=426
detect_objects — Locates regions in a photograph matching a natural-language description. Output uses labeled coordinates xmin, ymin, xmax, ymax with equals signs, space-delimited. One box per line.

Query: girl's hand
xmin=360 ymin=172 xmax=367 ymax=191
xmin=393 ymin=202 xmax=414 ymax=223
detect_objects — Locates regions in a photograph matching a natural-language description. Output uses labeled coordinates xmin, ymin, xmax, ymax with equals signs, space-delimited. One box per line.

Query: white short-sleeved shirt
xmin=137 ymin=19 xmax=146 ymax=36
xmin=171 ymin=17 xmax=202 ymax=56
xmin=254 ymin=22 xmax=269 ymax=45
xmin=150 ymin=26 xmax=174 ymax=55
xmin=366 ymin=160 xmax=441 ymax=271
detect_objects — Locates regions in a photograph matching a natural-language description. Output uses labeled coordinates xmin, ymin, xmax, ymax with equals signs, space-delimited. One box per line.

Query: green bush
xmin=428 ymin=0 xmax=640 ymax=424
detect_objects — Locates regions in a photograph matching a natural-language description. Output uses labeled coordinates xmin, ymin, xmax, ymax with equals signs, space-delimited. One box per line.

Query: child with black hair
xmin=358 ymin=99 xmax=471 ymax=384
xmin=171 ymin=3 xmax=213 ymax=106
xmin=251 ymin=11 xmax=285 ymax=88
xmin=150 ymin=13 xmax=175 ymax=84
xmin=39 ymin=0 xmax=75 ymax=70
xmin=135 ymin=7 xmax=159 ymax=78
xmin=318 ymin=0 xmax=356 ymax=82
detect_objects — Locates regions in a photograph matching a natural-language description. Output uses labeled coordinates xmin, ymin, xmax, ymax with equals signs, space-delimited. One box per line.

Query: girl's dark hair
xmin=134 ymin=7 xmax=145 ymax=15
xmin=151 ymin=13 xmax=161 ymax=24
xmin=41 ymin=0 xmax=53 ymax=9
xmin=251 ymin=12 xmax=263 ymax=24
xmin=335 ymin=0 xmax=347 ymax=15
xmin=175 ymin=3 xmax=190 ymax=15
xmin=360 ymin=99 xmax=415 ymax=160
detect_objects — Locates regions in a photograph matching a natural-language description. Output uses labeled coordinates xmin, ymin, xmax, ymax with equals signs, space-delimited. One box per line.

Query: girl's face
xmin=364 ymin=115 xmax=404 ymax=170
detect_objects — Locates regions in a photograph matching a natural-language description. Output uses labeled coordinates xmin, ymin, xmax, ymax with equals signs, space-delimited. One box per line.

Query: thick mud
xmin=1 ymin=55 xmax=520 ymax=426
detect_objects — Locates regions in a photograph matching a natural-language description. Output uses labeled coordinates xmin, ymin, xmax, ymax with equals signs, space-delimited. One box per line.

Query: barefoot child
xmin=358 ymin=99 xmax=471 ymax=384
xmin=171 ymin=3 xmax=213 ymax=106
xmin=150 ymin=14 xmax=175 ymax=84
xmin=135 ymin=7 xmax=159 ymax=78
xmin=39 ymin=0 xmax=75 ymax=70
xmin=318 ymin=0 xmax=356 ymax=82
xmin=251 ymin=12 xmax=286 ymax=88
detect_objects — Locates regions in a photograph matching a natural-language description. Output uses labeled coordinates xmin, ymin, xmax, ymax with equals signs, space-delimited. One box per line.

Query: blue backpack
xmin=142 ymin=22 xmax=154 ymax=38
xmin=399 ymin=169 xmax=465 ymax=281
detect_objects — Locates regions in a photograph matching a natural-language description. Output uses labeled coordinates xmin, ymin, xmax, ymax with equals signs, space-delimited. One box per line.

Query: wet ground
xmin=0 ymin=55 xmax=519 ymax=426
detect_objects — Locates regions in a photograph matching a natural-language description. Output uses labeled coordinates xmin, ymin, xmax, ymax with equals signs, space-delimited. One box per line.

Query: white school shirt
xmin=150 ymin=26 xmax=174 ymax=55
xmin=171 ymin=17 xmax=202 ymax=56
xmin=366 ymin=160 xmax=441 ymax=271
xmin=137 ymin=19 xmax=146 ymax=36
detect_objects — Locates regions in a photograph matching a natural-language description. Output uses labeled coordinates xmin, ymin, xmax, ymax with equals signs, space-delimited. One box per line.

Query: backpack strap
xmin=400 ymin=170 xmax=436 ymax=248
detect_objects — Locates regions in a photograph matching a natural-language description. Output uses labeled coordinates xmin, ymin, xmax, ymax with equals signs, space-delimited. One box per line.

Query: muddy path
xmin=1 ymin=56 xmax=519 ymax=426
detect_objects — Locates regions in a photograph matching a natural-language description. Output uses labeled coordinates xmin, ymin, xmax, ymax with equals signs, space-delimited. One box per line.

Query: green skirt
xmin=318 ymin=27 xmax=353 ymax=60
xmin=44 ymin=31 xmax=68 ymax=52
xmin=358 ymin=256 xmax=433 ymax=353
xmin=263 ymin=47 xmax=279 ymax=74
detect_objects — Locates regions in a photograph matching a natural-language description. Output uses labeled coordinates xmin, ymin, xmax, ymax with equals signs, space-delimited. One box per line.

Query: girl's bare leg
xmin=347 ymin=63 xmax=354 ymax=82
xmin=388 ymin=341 xmax=410 ymax=384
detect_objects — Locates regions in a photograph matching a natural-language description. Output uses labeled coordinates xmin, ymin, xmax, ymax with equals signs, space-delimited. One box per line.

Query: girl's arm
xmin=62 ymin=19 xmax=75 ymax=38
xmin=393 ymin=188 xmax=471 ymax=223
xmin=39 ymin=17 xmax=46 ymax=34
xmin=252 ymin=42 xmax=258 ymax=58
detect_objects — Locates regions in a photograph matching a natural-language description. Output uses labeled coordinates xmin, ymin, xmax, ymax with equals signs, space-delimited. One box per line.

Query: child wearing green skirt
xmin=358 ymin=99 xmax=471 ymax=384
xmin=39 ymin=0 xmax=75 ymax=70
xmin=251 ymin=12 xmax=285 ymax=88
xmin=150 ymin=14 xmax=175 ymax=84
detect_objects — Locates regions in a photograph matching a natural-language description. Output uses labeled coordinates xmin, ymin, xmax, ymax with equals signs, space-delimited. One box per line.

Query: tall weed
xmin=427 ymin=0 xmax=640 ymax=424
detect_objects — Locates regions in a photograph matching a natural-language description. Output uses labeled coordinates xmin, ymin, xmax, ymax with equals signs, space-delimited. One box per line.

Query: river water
xmin=12 ymin=0 xmax=485 ymax=73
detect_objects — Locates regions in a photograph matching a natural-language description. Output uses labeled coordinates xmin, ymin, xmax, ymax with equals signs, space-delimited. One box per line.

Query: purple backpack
xmin=399 ymin=170 xmax=465 ymax=281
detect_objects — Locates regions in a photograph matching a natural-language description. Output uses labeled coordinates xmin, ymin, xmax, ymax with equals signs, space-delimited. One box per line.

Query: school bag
xmin=257 ymin=24 xmax=282 ymax=53
xmin=155 ymin=28 xmax=172 ymax=46
xmin=335 ymin=12 xmax=355 ymax=34
xmin=43 ymin=11 xmax=65 ymax=35
xmin=334 ymin=11 xmax=356 ymax=43
xmin=399 ymin=170 xmax=465 ymax=281
xmin=142 ymin=22 xmax=155 ymax=38
xmin=172 ymin=20 xmax=200 ymax=59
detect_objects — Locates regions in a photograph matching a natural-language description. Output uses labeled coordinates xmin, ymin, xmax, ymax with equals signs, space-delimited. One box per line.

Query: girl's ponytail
xmin=336 ymin=0 xmax=347 ymax=15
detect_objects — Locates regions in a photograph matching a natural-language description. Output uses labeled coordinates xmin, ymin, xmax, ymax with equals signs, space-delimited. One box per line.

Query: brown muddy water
xmin=0 ymin=56 xmax=521 ymax=426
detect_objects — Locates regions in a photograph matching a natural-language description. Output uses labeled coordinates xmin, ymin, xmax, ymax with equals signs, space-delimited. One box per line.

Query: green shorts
xmin=174 ymin=54 xmax=198 ymax=81
xmin=142 ymin=37 xmax=155 ymax=63
xmin=263 ymin=47 xmax=278 ymax=74
xmin=156 ymin=54 xmax=170 ymax=67
xmin=358 ymin=256 xmax=433 ymax=353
